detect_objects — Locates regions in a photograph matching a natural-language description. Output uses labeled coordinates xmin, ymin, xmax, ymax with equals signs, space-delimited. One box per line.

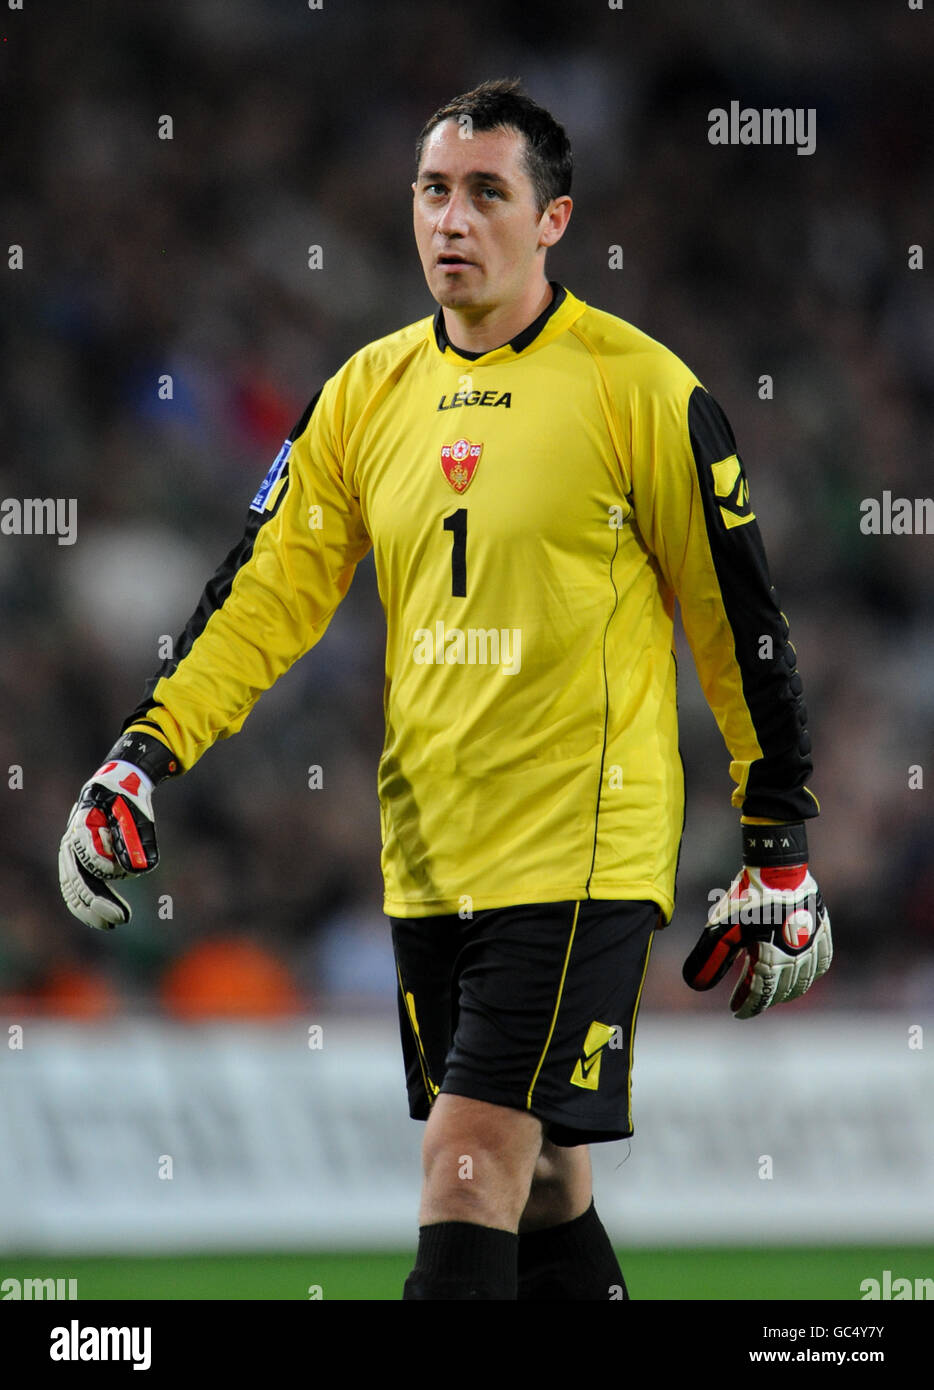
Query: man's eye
xmin=479 ymin=187 xmax=502 ymax=200
xmin=424 ymin=184 xmax=446 ymax=196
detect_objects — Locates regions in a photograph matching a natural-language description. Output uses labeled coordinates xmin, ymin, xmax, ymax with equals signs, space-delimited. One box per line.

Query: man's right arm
xmin=60 ymin=384 xmax=372 ymax=928
xmin=120 ymin=386 xmax=372 ymax=772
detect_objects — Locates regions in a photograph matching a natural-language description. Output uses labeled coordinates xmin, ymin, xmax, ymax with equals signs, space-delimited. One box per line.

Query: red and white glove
xmin=59 ymin=731 xmax=179 ymax=930
xmin=682 ymin=823 xmax=832 ymax=1019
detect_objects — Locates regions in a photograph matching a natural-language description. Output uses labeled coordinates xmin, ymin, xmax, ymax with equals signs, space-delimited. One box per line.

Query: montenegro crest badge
xmin=440 ymin=438 xmax=482 ymax=494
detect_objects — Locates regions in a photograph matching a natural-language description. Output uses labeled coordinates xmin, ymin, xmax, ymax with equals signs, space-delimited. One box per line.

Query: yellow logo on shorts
xmin=570 ymin=1021 xmax=617 ymax=1091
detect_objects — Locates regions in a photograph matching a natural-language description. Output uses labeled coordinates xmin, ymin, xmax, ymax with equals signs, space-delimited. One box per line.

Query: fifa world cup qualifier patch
xmin=250 ymin=439 xmax=292 ymax=513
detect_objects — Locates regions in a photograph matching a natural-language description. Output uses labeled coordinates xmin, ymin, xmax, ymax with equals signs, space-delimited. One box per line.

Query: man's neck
xmin=442 ymin=280 xmax=554 ymax=356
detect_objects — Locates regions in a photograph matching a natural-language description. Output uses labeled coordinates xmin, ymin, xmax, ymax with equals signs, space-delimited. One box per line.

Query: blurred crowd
xmin=1 ymin=0 xmax=931 ymax=1019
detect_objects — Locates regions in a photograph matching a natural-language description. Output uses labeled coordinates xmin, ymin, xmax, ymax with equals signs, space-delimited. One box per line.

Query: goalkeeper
xmin=59 ymin=79 xmax=831 ymax=1300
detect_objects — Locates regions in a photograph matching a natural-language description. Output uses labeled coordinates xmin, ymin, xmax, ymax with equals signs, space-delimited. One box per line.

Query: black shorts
xmin=390 ymin=899 xmax=659 ymax=1147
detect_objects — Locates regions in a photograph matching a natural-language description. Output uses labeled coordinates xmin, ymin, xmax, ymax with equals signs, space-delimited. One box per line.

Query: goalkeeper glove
xmin=59 ymin=731 xmax=179 ymax=930
xmin=682 ymin=822 xmax=832 ymax=1019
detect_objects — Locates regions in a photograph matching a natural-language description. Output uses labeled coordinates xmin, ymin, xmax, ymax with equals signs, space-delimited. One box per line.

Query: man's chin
xmin=428 ymin=273 xmax=485 ymax=310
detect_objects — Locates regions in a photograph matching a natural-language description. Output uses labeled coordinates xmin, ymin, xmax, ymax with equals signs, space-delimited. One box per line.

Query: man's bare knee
xmin=420 ymin=1094 xmax=543 ymax=1230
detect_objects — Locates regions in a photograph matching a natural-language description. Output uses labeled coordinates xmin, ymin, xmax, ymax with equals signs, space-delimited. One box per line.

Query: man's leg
xmin=516 ymin=1140 xmax=629 ymax=1300
xmin=520 ymin=1138 xmax=592 ymax=1231
xmin=403 ymin=1093 xmax=542 ymax=1300
xmin=403 ymin=1097 xmax=628 ymax=1300
xmin=419 ymin=1093 xmax=544 ymax=1227
xmin=396 ymin=899 xmax=654 ymax=1299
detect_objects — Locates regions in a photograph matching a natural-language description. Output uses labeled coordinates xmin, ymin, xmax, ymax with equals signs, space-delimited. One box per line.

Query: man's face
xmin=413 ymin=120 xmax=554 ymax=316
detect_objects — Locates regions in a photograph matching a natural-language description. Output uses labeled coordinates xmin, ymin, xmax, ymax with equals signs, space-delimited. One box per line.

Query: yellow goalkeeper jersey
xmin=124 ymin=285 xmax=817 ymax=919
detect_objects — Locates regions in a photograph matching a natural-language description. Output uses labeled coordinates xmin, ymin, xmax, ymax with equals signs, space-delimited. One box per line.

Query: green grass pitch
xmin=3 ymin=1247 xmax=932 ymax=1300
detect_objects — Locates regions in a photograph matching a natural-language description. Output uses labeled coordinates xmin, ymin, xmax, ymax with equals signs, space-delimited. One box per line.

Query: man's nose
xmin=436 ymin=188 xmax=470 ymax=235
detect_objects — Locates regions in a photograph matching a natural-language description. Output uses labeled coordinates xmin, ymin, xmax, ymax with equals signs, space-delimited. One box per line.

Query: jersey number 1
xmin=443 ymin=508 xmax=467 ymax=597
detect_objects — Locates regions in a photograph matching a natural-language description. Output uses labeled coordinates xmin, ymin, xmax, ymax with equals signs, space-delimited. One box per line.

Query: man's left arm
xmin=629 ymin=376 xmax=831 ymax=1018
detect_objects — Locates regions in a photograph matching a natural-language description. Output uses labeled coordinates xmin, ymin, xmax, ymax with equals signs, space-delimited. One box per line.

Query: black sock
xmin=517 ymin=1200 xmax=628 ymax=1300
xmin=402 ymin=1221 xmax=519 ymax=1300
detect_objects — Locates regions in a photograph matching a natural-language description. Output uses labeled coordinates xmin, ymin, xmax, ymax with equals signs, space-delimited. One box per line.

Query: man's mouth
xmin=436 ymin=254 xmax=475 ymax=269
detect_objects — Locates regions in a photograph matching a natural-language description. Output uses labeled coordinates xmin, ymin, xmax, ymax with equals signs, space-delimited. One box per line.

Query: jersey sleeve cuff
xmin=106 ymin=729 xmax=182 ymax=783
xmin=742 ymin=821 xmax=808 ymax=867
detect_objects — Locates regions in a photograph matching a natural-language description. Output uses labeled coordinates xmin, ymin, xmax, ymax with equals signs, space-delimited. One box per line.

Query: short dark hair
xmin=415 ymin=78 xmax=573 ymax=216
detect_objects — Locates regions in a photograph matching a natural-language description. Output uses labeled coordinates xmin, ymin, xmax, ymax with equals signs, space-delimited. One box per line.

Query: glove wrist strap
xmin=105 ymin=731 xmax=180 ymax=785
xmin=742 ymin=821 xmax=808 ymax=867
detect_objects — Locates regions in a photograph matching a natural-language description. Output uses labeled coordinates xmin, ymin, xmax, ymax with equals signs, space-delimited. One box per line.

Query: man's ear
xmin=539 ymin=195 xmax=573 ymax=250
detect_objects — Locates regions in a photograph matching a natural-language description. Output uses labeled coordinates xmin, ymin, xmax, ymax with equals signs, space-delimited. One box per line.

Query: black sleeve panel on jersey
xmin=120 ymin=391 xmax=322 ymax=743
xmin=687 ymin=387 xmax=815 ymax=822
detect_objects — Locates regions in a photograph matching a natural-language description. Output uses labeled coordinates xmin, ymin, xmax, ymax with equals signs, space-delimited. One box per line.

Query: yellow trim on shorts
xmin=627 ymin=927 xmax=655 ymax=1129
xmin=526 ymin=901 xmax=581 ymax=1111
xmin=397 ymin=966 xmax=439 ymax=1103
